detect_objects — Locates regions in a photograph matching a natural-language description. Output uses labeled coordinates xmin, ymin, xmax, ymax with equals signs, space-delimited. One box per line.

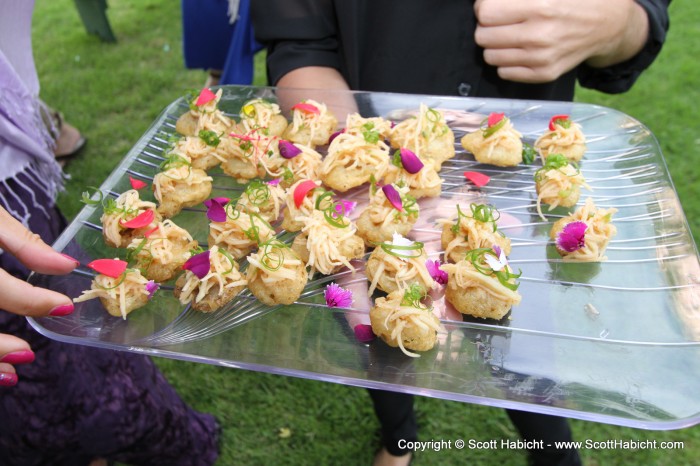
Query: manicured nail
xmin=60 ymin=253 xmax=80 ymax=266
xmin=0 ymin=350 xmax=35 ymax=365
xmin=0 ymin=373 xmax=18 ymax=387
xmin=49 ymin=303 xmax=74 ymax=316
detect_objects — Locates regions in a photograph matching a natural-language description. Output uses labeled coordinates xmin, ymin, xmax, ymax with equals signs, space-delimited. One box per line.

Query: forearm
xmin=585 ymin=1 xmax=650 ymax=68
xmin=277 ymin=66 xmax=351 ymax=91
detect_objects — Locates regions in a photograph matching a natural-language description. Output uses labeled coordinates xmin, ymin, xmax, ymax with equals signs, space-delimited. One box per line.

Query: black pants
xmin=369 ymin=390 xmax=581 ymax=466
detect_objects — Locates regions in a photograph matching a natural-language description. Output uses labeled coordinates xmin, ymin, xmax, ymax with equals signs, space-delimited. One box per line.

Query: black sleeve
xmin=577 ymin=0 xmax=671 ymax=94
xmin=250 ymin=0 xmax=342 ymax=85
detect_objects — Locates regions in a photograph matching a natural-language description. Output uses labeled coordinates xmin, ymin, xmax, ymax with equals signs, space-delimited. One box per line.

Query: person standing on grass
xmin=0 ymin=2 xmax=221 ymax=464
xmin=249 ymin=0 xmax=670 ymax=465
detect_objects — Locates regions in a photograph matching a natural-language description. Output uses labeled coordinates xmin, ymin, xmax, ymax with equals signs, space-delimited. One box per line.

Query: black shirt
xmin=251 ymin=0 xmax=670 ymax=101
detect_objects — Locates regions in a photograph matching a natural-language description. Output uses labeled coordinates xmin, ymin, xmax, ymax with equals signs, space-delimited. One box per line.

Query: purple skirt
xmin=0 ymin=172 xmax=220 ymax=466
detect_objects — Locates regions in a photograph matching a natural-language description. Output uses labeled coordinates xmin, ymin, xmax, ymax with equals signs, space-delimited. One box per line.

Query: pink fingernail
xmin=60 ymin=253 xmax=80 ymax=266
xmin=49 ymin=303 xmax=74 ymax=316
xmin=0 ymin=373 xmax=18 ymax=387
xmin=0 ymin=350 xmax=35 ymax=365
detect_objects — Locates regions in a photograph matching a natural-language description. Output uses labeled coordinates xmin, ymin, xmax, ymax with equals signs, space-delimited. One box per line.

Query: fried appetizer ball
xmin=174 ymin=246 xmax=247 ymax=313
xmin=208 ymin=209 xmax=275 ymax=259
xmin=535 ymin=114 xmax=586 ymax=162
xmin=175 ymin=88 xmax=235 ymax=137
xmin=442 ymin=248 xmax=522 ymax=320
xmin=550 ymin=198 xmax=617 ymax=261
xmin=238 ymin=98 xmax=288 ymax=137
xmin=370 ymin=285 xmax=441 ymax=357
xmin=101 ymin=189 xmax=161 ymax=248
xmin=344 ymin=113 xmax=393 ymax=140
xmin=246 ymin=239 xmax=308 ymax=306
xmin=461 ymin=113 xmax=523 ymax=167
xmin=320 ymin=132 xmax=390 ymax=192
xmin=438 ymin=203 xmax=511 ymax=263
xmin=291 ymin=209 xmax=365 ymax=275
xmin=383 ymin=163 xmax=443 ymax=199
xmin=218 ymin=131 xmax=277 ymax=182
xmin=235 ymin=179 xmax=286 ymax=224
xmin=356 ymin=184 xmax=419 ymax=246
xmin=74 ymin=265 xmax=155 ymax=320
xmin=153 ymin=154 xmax=213 ymax=218
xmin=268 ymin=141 xmax=323 ymax=188
xmin=388 ymin=104 xmax=455 ymax=171
xmin=171 ymin=132 xmax=224 ymax=171
xmin=280 ymin=179 xmax=325 ymax=232
xmin=365 ymin=235 xmax=436 ymax=295
xmin=282 ymin=99 xmax=338 ymax=148
xmin=126 ymin=220 xmax=197 ymax=283
xmin=534 ymin=154 xmax=590 ymax=220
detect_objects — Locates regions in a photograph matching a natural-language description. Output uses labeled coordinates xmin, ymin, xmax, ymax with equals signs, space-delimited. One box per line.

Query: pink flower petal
xmin=354 ymin=324 xmax=375 ymax=343
xmin=328 ymin=129 xmax=345 ymax=144
xmin=381 ymin=185 xmax=403 ymax=211
xmin=120 ymin=210 xmax=155 ymax=229
xmin=204 ymin=198 xmax=230 ymax=222
xmin=88 ymin=259 xmax=128 ymax=278
xmin=293 ymin=180 xmax=318 ymax=208
xmin=464 ymin=171 xmax=490 ymax=188
xmin=324 ymin=283 xmax=353 ymax=308
xmin=129 ymin=176 xmax=148 ymax=190
xmin=556 ymin=221 xmax=588 ymax=253
xmin=292 ymin=102 xmax=320 ymax=115
xmin=144 ymin=225 xmax=160 ymax=238
xmin=145 ymin=280 xmax=159 ymax=299
xmin=195 ymin=88 xmax=216 ymax=106
xmin=182 ymin=250 xmax=211 ymax=279
xmin=399 ymin=148 xmax=424 ymax=174
xmin=487 ymin=112 xmax=505 ymax=127
xmin=335 ymin=200 xmax=357 ymax=216
xmin=267 ymin=178 xmax=282 ymax=186
xmin=279 ymin=140 xmax=302 ymax=159
xmin=426 ymin=259 xmax=448 ymax=285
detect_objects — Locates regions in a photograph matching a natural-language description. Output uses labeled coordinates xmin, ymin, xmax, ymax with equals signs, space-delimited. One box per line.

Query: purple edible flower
xmin=324 ymin=282 xmax=353 ymax=308
xmin=399 ymin=147 xmax=424 ymax=174
xmin=204 ymin=197 xmax=230 ymax=222
xmin=267 ymin=178 xmax=282 ymax=186
xmin=353 ymin=324 xmax=376 ymax=343
xmin=328 ymin=129 xmax=345 ymax=144
xmin=279 ymin=140 xmax=302 ymax=159
xmin=145 ymin=280 xmax=159 ymax=299
xmin=425 ymin=259 xmax=448 ymax=285
xmin=183 ymin=250 xmax=211 ymax=279
xmin=556 ymin=221 xmax=588 ymax=253
xmin=381 ymin=184 xmax=403 ymax=211
xmin=334 ymin=200 xmax=357 ymax=217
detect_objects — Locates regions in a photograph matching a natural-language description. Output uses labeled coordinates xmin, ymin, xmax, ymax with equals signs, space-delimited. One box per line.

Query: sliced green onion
xmin=81 ymin=186 xmax=104 ymax=206
xmin=380 ymin=241 xmax=424 ymax=259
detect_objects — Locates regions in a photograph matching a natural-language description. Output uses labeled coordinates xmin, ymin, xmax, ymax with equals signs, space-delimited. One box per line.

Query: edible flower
xmin=204 ymin=197 xmax=230 ymax=222
xmin=120 ymin=210 xmax=155 ymax=229
xmin=183 ymin=250 xmax=211 ymax=279
xmin=129 ymin=176 xmax=147 ymax=190
xmin=463 ymin=171 xmax=490 ymax=187
xmin=353 ymin=324 xmax=375 ymax=343
xmin=426 ymin=259 xmax=448 ymax=285
xmin=556 ymin=221 xmax=588 ymax=253
xmin=292 ymin=102 xmax=320 ymax=115
xmin=398 ymin=148 xmax=424 ymax=174
xmin=195 ymin=88 xmax=217 ymax=106
xmin=324 ymin=283 xmax=353 ymax=308
xmin=549 ymin=114 xmax=571 ymax=131
xmin=381 ymin=233 xmax=424 ymax=261
xmin=488 ymin=112 xmax=505 ymax=127
xmin=483 ymin=112 xmax=507 ymax=138
xmin=293 ymin=180 xmax=318 ymax=208
xmin=328 ymin=129 xmax=345 ymax=144
xmin=279 ymin=140 xmax=302 ymax=159
xmin=382 ymin=184 xmax=403 ymax=211
xmin=87 ymin=259 xmax=128 ymax=278
xmin=267 ymin=178 xmax=281 ymax=186
xmin=334 ymin=200 xmax=357 ymax=216
xmin=145 ymin=280 xmax=159 ymax=299
xmin=484 ymin=245 xmax=508 ymax=272
xmin=144 ymin=225 xmax=160 ymax=238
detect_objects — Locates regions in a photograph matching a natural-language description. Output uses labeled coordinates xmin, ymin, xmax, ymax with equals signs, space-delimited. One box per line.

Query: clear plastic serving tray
xmin=28 ymin=85 xmax=700 ymax=429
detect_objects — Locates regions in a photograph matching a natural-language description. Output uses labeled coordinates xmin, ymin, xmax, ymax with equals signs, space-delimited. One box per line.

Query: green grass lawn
xmin=31 ymin=1 xmax=700 ymax=464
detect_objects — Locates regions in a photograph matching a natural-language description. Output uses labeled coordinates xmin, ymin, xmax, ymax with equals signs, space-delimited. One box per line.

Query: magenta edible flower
xmin=129 ymin=176 xmax=147 ymax=190
xmin=195 ymin=88 xmax=216 ymax=106
xmin=88 ymin=259 xmax=128 ymax=278
xmin=292 ymin=102 xmax=320 ymax=115
xmin=556 ymin=221 xmax=588 ymax=253
xmin=279 ymin=140 xmax=302 ymax=159
xmin=204 ymin=197 xmax=230 ymax=222
xmin=183 ymin=250 xmax=211 ymax=279
xmin=328 ymin=129 xmax=345 ymax=144
xmin=334 ymin=200 xmax=357 ymax=217
xmin=381 ymin=184 xmax=403 ymax=211
xmin=463 ymin=171 xmax=490 ymax=188
xmin=399 ymin=148 xmax=424 ymax=174
xmin=324 ymin=283 xmax=353 ymax=308
xmin=487 ymin=112 xmax=505 ymax=127
xmin=145 ymin=280 xmax=159 ymax=299
xmin=354 ymin=324 xmax=375 ymax=343
xmin=426 ymin=259 xmax=448 ymax=285
xmin=267 ymin=178 xmax=282 ymax=186
xmin=120 ymin=210 xmax=155 ymax=229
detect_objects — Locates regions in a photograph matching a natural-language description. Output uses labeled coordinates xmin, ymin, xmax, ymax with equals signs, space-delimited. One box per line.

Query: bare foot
xmin=54 ymin=120 xmax=85 ymax=158
xmin=373 ymin=447 xmax=412 ymax=466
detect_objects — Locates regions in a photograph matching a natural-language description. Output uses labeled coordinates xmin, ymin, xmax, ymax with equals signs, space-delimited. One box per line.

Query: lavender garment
xmin=0 ymin=174 xmax=220 ymax=466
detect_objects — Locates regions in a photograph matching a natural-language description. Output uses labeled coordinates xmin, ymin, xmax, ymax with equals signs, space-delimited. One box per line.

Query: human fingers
xmin=0 ymin=206 xmax=79 ymax=275
xmin=474 ymin=0 xmax=533 ymax=26
xmin=0 ymin=362 xmax=18 ymax=387
xmin=0 ymin=268 xmax=74 ymax=318
xmin=0 ymin=334 xmax=31 ymax=387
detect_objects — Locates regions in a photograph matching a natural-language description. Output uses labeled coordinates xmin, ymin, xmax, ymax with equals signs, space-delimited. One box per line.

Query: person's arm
xmin=473 ymin=0 xmax=664 ymax=85
xmin=0 ymin=207 xmax=77 ymax=384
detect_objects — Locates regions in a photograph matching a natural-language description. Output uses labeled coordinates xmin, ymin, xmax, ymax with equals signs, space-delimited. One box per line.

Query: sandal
xmin=53 ymin=113 xmax=86 ymax=159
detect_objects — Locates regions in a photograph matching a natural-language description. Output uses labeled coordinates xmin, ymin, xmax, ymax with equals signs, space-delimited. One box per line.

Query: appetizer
xmin=535 ymin=114 xmax=586 ymax=162
xmin=171 ymin=131 xmax=224 ymax=171
xmin=550 ymin=198 xmax=617 ymax=261
xmin=280 ymin=179 xmax=325 ymax=233
xmin=238 ymin=98 xmax=288 ymax=137
xmin=153 ymin=153 xmax=213 ymax=218
xmin=388 ymin=104 xmax=455 ymax=171
xmin=246 ymin=238 xmax=308 ymax=306
xmin=356 ymin=184 xmax=419 ymax=246
xmin=208 ymin=208 xmax=276 ymax=259
xmin=282 ymin=99 xmax=338 ymax=148
xmin=218 ymin=130 xmax=277 ymax=182
xmin=126 ymin=220 xmax=197 ymax=283
xmin=269 ymin=140 xmax=323 ymax=188
xmin=438 ymin=203 xmax=511 ymax=263
xmin=100 ymin=189 xmax=161 ymax=248
xmin=461 ymin=112 xmax=523 ymax=167
xmin=235 ymin=178 xmax=286 ymax=224
xmin=175 ymin=88 xmax=235 ymax=137
xmin=320 ymin=131 xmax=389 ymax=192
xmin=365 ymin=234 xmax=436 ymax=295
xmin=534 ymin=153 xmax=590 ymax=220
xmin=382 ymin=147 xmax=442 ymax=199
